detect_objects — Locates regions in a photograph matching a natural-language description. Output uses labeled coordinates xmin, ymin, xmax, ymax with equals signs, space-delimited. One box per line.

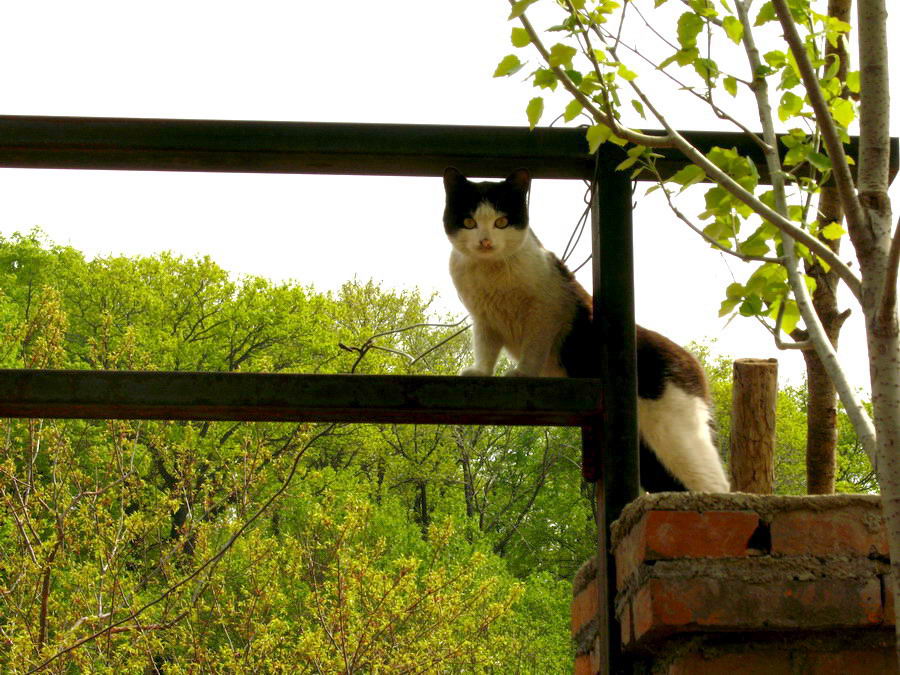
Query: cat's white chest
xmin=449 ymin=245 xmax=569 ymax=361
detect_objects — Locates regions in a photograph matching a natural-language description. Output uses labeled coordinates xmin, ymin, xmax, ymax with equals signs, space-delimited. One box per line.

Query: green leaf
xmin=526 ymin=97 xmax=544 ymax=130
xmin=739 ymin=294 xmax=763 ymax=316
xmin=693 ymin=58 xmax=719 ymax=82
xmin=511 ymin=27 xmax=531 ymax=48
xmin=631 ymin=99 xmax=646 ymax=118
xmin=677 ymin=12 xmax=704 ymax=49
xmin=494 ymin=54 xmax=523 ymax=78
xmin=670 ymin=163 xmax=706 ymax=189
xmin=804 ymin=272 xmax=817 ymax=294
xmin=688 ymin=0 xmax=718 ymax=18
xmin=565 ymin=69 xmax=583 ymax=86
xmin=823 ymin=55 xmax=840 ymax=82
xmin=548 ymin=43 xmax=578 ymax=69
xmin=725 ymin=282 xmax=744 ymax=299
xmin=781 ymin=300 xmax=801 ymax=334
xmin=618 ymin=64 xmax=638 ymax=81
xmin=563 ymin=99 xmax=584 ymax=122
xmin=821 ymin=222 xmax=846 ymax=240
xmin=533 ymin=68 xmax=558 ymax=90
xmin=579 ymin=72 xmax=601 ymax=94
xmin=763 ymin=50 xmax=787 ymax=69
xmin=784 ymin=143 xmax=809 ymax=166
xmin=719 ymin=297 xmax=741 ymax=317
xmin=723 ymin=16 xmax=744 ymax=43
xmin=616 ymin=155 xmax=640 ymax=171
xmin=807 ymin=151 xmax=832 ymax=171
xmin=586 ymin=124 xmax=612 ymax=153
xmin=738 ymin=236 xmax=770 ymax=257
xmin=678 ymin=48 xmax=700 ymax=67
xmin=723 ymin=76 xmax=738 ymax=96
xmin=508 ymin=0 xmax=540 ymax=20
xmin=830 ymin=98 xmax=855 ymax=128
xmin=846 ymin=71 xmax=861 ymax=94
xmin=754 ymin=1 xmax=776 ymax=25
xmin=778 ymin=92 xmax=804 ymax=121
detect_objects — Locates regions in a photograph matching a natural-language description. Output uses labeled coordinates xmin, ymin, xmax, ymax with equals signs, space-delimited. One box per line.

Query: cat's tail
xmin=639 ymin=385 xmax=732 ymax=493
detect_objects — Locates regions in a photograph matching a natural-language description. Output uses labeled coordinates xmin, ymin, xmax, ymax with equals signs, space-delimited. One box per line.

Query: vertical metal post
xmin=588 ymin=149 xmax=640 ymax=673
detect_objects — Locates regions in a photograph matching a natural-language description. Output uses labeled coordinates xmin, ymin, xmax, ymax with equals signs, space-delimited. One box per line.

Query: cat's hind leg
xmin=637 ymin=385 xmax=731 ymax=492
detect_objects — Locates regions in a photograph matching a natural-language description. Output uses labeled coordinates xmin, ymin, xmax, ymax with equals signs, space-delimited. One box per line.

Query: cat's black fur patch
xmin=636 ymin=327 xmax=708 ymax=401
xmin=443 ymin=167 xmax=529 ymax=235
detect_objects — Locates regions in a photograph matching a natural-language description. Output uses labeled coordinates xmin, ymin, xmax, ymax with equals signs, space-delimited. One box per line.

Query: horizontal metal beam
xmin=0 ymin=370 xmax=602 ymax=426
xmin=0 ymin=115 xmax=594 ymax=179
xmin=2 ymin=115 xmax=892 ymax=182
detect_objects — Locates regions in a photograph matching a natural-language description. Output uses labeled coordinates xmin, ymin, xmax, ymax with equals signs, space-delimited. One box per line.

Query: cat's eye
xmin=463 ymin=217 xmax=477 ymax=229
xmin=494 ymin=216 xmax=509 ymax=229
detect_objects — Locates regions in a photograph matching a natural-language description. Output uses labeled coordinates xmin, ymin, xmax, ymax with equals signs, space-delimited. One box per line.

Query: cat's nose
xmin=479 ymin=238 xmax=493 ymax=249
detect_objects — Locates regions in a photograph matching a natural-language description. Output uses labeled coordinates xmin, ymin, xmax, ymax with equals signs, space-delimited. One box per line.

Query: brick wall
xmin=572 ymin=493 xmax=897 ymax=674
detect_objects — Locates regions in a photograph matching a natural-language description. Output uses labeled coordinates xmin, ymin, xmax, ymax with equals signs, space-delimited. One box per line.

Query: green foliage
xmin=0 ymin=232 xmax=588 ymax=673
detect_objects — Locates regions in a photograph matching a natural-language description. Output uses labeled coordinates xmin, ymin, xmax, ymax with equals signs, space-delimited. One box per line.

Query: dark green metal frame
xmin=0 ymin=115 xmax=895 ymax=674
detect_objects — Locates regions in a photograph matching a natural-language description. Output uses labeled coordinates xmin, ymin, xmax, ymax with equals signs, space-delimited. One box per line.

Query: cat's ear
xmin=443 ymin=167 xmax=467 ymax=192
xmin=505 ymin=168 xmax=531 ymax=193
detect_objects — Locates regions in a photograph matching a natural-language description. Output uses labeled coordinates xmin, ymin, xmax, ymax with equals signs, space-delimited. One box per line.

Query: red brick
xmin=629 ymin=584 xmax=655 ymax=645
xmin=623 ymin=576 xmax=883 ymax=647
xmin=667 ymin=651 xmax=794 ymax=675
xmin=770 ymin=508 xmax=888 ymax=557
xmin=615 ymin=510 xmax=760 ymax=587
xmin=571 ymin=577 xmax=599 ymax=636
xmin=573 ymin=653 xmax=593 ymax=675
xmin=807 ymin=648 xmax=899 ymax=675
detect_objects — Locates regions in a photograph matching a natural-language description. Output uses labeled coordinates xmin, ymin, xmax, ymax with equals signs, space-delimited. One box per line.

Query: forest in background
xmin=0 ymin=231 xmax=874 ymax=673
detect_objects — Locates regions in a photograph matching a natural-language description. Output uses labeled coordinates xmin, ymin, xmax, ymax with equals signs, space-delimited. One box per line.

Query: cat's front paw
xmin=505 ymin=366 xmax=535 ymax=378
xmin=460 ymin=365 xmax=491 ymax=377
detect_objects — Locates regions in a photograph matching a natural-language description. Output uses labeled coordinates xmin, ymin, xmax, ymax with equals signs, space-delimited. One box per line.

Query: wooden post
xmin=730 ymin=358 xmax=778 ymax=493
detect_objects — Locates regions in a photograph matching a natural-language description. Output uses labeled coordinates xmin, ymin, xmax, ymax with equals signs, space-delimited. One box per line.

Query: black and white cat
xmin=442 ymin=167 xmax=730 ymax=493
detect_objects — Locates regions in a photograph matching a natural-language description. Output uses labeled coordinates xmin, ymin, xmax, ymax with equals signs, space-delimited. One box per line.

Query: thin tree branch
xmin=879 ymin=215 xmax=900 ymax=326
xmin=512 ymin=5 xmax=676 ymax=148
xmin=769 ymin=295 xmax=812 ymax=350
xmin=655 ymin=178 xmax=783 ymax=264
xmin=770 ymin=0 xmax=865 ymax=233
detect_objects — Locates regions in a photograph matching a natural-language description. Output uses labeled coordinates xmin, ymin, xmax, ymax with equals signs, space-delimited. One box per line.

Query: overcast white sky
xmin=0 ymin=0 xmax=897 ymax=392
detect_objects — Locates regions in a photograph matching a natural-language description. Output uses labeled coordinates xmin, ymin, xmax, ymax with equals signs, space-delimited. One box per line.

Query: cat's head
xmin=442 ymin=167 xmax=531 ymax=259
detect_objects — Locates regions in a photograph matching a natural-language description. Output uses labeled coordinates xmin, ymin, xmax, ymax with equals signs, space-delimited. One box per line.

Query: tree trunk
xmin=803 ymin=350 xmax=838 ymax=493
xmin=853 ymin=0 xmax=899 ymax=655
xmin=800 ymin=183 xmax=847 ymax=494
xmin=797 ymin=0 xmax=851 ymax=495
xmin=414 ymin=481 xmax=430 ymax=534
